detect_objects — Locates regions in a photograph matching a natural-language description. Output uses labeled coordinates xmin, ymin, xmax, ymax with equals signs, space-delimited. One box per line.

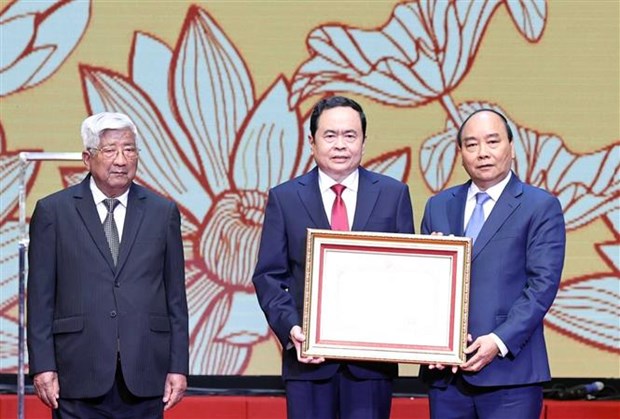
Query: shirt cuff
xmin=490 ymin=333 xmax=509 ymax=357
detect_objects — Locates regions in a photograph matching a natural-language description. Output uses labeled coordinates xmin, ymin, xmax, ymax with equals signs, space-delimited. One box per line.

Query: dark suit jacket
xmin=27 ymin=175 xmax=189 ymax=398
xmin=252 ymin=166 xmax=415 ymax=381
xmin=419 ymin=173 xmax=565 ymax=387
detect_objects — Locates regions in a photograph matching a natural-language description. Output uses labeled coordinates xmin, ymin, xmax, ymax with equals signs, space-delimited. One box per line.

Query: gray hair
xmin=80 ymin=112 xmax=138 ymax=150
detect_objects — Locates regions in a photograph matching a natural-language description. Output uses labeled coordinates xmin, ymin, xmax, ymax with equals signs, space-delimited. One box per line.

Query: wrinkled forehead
xmin=99 ymin=128 xmax=137 ymax=145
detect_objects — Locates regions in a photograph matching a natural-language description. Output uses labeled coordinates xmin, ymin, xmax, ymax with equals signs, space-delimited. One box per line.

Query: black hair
xmin=456 ymin=108 xmax=513 ymax=147
xmin=309 ymin=96 xmax=367 ymax=138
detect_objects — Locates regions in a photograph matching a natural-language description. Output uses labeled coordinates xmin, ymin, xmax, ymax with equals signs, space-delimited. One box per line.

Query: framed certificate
xmin=302 ymin=229 xmax=471 ymax=365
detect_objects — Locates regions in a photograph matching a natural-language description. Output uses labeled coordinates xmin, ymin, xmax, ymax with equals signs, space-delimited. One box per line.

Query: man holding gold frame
xmin=420 ymin=109 xmax=566 ymax=419
xmin=252 ymin=96 xmax=414 ymax=419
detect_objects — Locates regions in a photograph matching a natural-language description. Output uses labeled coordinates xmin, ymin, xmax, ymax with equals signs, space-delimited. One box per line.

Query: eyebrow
xmin=323 ymin=129 xmax=358 ymax=135
xmin=463 ymin=132 xmax=501 ymax=142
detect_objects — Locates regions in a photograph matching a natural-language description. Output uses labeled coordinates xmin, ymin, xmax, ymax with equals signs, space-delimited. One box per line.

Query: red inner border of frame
xmin=316 ymin=242 xmax=457 ymax=353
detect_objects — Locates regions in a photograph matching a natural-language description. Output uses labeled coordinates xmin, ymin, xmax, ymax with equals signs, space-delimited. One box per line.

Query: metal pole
xmin=17 ymin=152 xmax=82 ymax=419
xmin=17 ymin=155 xmax=27 ymax=419
xmin=17 ymin=242 xmax=27 ymax=419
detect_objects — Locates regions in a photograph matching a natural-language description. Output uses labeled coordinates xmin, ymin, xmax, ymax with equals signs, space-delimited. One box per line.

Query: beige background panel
xmin=2 ymin=0 xmax=618 ymax=377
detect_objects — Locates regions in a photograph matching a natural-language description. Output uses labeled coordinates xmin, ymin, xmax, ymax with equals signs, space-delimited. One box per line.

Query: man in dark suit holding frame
xmin=252 ymin=96 xmax=415 ymax=419
xmin=420 ymin=108 xmax=566 ymax=419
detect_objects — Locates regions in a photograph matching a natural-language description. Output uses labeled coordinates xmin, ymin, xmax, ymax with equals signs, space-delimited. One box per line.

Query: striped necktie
xmin=103 ymin=198 xmax=120 ymax=265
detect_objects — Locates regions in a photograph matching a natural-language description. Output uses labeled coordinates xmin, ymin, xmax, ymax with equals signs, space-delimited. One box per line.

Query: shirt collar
xmin=89 ymin=176 xmax=129 ymax=208
xmin=317 ymin=168 xmax=359 ymax=193
xmin=467 ymin=171 xmax=512 ymax=202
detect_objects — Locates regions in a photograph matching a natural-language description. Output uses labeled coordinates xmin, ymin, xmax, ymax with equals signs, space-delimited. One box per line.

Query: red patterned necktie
xmin=330 ymin=184 xmax=349 ymax=231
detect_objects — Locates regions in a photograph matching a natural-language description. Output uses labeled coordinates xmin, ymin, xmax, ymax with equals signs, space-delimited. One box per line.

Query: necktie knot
xmin=465 ymin=192 xmax=490 ymax=244
xmin=476 ymin=192 xmax=490 ymax=206
xmin=331 ymin=184 xmax=346 ymax=197
xmin=104 ymin=198 xmax=120 ymax=214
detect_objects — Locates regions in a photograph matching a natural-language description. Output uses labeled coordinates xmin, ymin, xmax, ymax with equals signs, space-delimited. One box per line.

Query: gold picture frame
xmin=302 ymin=229 xmax=471 ymax=365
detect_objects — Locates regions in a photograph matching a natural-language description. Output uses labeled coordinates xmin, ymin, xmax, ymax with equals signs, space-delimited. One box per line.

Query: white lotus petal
xmin=0 ymin=153 xmax=39 ymax=220
xmin=26 ymin=0 xmax=91 ymax=86
xmin=233 ymin=77 xmax=303 ymax=191
xmin=0 ymin=13 xmax=35 ymax=70
xmin=215 ymin=291 xmax=270 ymax=345
xmin=365 ymin=148 xmax=411 ymax=183
xmin=547 ymin=277 xmax=620 ymax=352
xmin=173 ymin=6 xmax=254 ymax=195
xmin=131 ymin=33 xmax=200 ymax=174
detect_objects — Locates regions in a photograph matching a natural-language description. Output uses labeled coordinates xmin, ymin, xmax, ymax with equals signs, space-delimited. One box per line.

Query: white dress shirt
xmin=90 ymin=177 xmax=129 ymax=241
xmin=318 ymin=168 xmax=359 ymax=228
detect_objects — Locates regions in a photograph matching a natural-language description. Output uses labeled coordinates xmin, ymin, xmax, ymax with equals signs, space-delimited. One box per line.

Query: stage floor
xmin=0 ymin=395 xmax=618 ymax=419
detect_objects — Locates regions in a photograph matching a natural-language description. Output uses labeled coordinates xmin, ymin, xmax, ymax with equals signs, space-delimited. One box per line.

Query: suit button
xmin=110 ymin=310 xmax=117 ymax=318
xmin=114 ymin=282 xmax=120 ymax=287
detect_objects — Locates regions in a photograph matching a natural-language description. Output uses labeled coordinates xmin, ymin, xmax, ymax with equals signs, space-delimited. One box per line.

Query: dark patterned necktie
xmin=103 ymin=198 xmax=120 ymax=265
xmin=465 ymin=192 xmax=490 ymax=244
xmin=330 ymin=184 xmax=349 ymax=231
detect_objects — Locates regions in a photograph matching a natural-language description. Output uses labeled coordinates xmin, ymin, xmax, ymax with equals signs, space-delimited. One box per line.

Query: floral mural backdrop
xmin=1 ymin=0 xmax=618 ymax=377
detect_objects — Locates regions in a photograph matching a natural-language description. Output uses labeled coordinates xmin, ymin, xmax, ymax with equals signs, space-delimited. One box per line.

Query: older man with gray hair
xmin=27 ymin=112 xmax=189 ymax=418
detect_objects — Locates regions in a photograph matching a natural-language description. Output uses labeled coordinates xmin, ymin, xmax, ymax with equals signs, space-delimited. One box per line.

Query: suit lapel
xmin=74 ymin=175 xmax=116 ymax=270
xmin=448 ymin=183 xmax=469 ymax=236
xmin=351 ymin=167 xmax=380 ymax=231
xmin=297 ymin=168 xmax=331 ymax=229
xmin=115 ymin=183 xmax=145 ymax=274
xmin=472 ymin=175 xmax=523 ymax=260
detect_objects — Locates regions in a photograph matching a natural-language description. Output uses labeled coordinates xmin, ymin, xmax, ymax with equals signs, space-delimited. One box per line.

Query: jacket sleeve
xmin=252 ymin=189 xmax=300 ymax=348
xmin=164 ymin=202 xmax=189 ymax=374
xmin=27 ymin=200 xmax=58 ymax=375
xmin=493 ymin=195 xmax=566 ymax=356
xmin=396 ymin=184 xmax=415 ymax=234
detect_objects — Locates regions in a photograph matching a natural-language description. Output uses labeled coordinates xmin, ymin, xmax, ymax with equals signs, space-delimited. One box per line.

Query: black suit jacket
xmin=252 ymin=166 xmax=415 ymax=381
xmin=27 ymin=175 xmax=189 ymax=398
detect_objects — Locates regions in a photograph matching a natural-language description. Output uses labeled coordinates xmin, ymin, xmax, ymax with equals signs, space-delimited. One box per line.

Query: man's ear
xmin=82 ymin=150 xmax=92 ymax=170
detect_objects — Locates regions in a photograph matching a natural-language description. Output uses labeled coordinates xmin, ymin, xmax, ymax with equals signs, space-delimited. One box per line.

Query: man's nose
xmin=113 ymin=150 xmax=128 ymax=164
xmin=477 ymin=143 xmax=490 ymax=157
xmin=333 ymin=135 xmax=347 ymax=148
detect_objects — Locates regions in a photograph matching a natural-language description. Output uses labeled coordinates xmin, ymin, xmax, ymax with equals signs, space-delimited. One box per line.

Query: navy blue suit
xmin=252 ymin=166 xmax=414 ymax=415
xmin=420 ymin=173 xmax=565 ymax=417
xmin=27 ymin=175 xmax=189 ymax=399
